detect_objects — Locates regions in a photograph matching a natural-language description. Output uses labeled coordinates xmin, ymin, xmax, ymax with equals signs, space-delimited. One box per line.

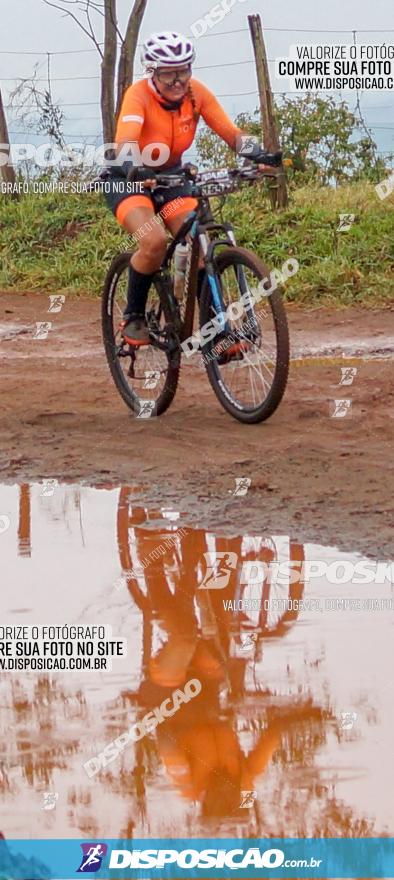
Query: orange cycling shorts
xmin=103 ymin=169 xmax=198 ymax=228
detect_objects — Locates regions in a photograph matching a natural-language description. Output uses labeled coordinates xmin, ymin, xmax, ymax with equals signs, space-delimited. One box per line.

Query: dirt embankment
xmin=1 ymin=292 xmax=393 ymax=557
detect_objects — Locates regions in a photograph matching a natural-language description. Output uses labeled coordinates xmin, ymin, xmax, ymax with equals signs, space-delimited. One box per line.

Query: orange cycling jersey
xmin=115 ymin=76 xmax=243 ymax=169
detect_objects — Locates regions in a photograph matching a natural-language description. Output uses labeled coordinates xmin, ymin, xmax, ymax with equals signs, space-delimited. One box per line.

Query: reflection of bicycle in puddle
xmin=116 ymin=488 xmax=330 ymax=831
xmin=117 ymin=491 xmax=306 ymax=665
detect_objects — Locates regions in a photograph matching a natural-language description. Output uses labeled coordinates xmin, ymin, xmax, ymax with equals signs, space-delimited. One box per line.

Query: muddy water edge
xmin=0 ymin=482 xmax=393 ymax=842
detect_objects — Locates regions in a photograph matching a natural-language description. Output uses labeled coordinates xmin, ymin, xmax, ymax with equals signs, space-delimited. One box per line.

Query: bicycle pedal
xmin=216 ymin=342 xmax=248 ymax=365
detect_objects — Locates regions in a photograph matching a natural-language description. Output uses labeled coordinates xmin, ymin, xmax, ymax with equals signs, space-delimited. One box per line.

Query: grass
xmin=0 ymin=179 xmax=393 ymax=305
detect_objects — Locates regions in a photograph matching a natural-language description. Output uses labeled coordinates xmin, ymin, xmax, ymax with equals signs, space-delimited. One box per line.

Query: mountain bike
xmin=101 ymin=154 xmax=290 ymax=424
xmin=116 ymin=488 xmax=308 ymax=696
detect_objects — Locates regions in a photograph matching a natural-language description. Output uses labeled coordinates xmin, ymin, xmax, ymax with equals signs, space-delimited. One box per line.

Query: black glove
xmin=237 ymin=137 xmax=283 ymax=167
xmin=254 ymin=149 xmax=283 ymax=167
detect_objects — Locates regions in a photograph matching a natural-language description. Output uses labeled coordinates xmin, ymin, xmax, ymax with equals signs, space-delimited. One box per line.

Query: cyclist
xmin=104 ymin=30 xmax=272 ymax=346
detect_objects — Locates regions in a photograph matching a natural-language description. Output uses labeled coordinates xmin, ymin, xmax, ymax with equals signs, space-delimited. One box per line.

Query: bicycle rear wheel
xmin=102 ymin=252 xmax=181 ymax=417
xmin=199 ymin=247 xmax=289 ymax=424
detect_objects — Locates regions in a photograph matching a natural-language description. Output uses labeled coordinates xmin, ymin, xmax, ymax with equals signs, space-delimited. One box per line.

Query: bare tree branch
xmin=85 ymin=1 xmax=98 ymax=44
xmin=116 ymin=0 xmax=148 ymax=117
xmin=43 ymin=0 xmax=103 ymax=57
xmin=42 ymin=0 xmax=148 ymax=143
xmin=84 ymin=0 xmax=125 ymax=49
xmin=9 ymin=66 xmax=65 ymax=149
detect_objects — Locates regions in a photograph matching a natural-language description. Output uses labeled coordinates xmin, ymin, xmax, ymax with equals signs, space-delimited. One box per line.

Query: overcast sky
xmin=1 ymin=0 xmax=393 ymax=158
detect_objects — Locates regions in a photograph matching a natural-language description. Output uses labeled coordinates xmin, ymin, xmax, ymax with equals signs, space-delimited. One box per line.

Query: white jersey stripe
xmin=122 ymin=114 xmax=144 ymax=123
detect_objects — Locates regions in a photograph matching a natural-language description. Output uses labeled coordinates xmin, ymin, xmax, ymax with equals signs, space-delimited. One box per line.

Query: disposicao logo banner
xmin=1 ymin=837 xmax=394 ymax=878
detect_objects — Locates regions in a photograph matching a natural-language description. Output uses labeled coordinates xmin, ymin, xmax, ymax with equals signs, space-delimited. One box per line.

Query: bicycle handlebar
xmin=87 ymin=151 xmax=286 ymax=196
xmin=154 ymin=153 xmax=283 ymax=195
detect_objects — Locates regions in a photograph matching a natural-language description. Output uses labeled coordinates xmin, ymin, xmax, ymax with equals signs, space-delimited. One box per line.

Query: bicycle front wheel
xmin=199 ymin=247 xmax=290 ymax=424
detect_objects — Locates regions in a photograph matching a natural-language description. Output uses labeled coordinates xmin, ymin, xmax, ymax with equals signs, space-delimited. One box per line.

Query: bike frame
xmin=156 ymin=194 xmax=238 ymax=343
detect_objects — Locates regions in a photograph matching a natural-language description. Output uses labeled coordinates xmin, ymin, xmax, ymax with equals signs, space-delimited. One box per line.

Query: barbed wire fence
xmin=1 ymin=25 xmax=394 ymax=164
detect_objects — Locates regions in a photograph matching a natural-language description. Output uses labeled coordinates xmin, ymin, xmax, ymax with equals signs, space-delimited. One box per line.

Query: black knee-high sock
xmin=126 ymin=266 xmax=154 ymax=318
xmin=196 ymin=268 xmax=206 ymax=303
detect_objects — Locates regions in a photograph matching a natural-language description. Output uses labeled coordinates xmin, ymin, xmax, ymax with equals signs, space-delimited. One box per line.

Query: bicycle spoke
xmin=239 ymin=354 xmax=271 ymax=398
xmin=105 ymin=261 xmax=178 ymax=410
xmin=210 ymin=262 xmax=282 ymax=410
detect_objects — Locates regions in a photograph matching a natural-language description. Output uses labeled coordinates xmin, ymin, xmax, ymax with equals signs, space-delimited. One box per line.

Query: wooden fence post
xmin=0 ymin=88 xmax=18 ymax=199
xmin=248 ymin=14 xmax=288 ymax=208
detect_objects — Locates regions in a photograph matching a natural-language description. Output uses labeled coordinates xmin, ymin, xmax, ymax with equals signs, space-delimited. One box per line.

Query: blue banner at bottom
xmin=1 ymin=838 xmax=394 ymax=879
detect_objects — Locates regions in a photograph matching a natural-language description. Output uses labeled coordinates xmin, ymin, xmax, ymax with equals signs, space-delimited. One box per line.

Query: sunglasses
xmin=155 ymin=67 xmax=191 ymax=86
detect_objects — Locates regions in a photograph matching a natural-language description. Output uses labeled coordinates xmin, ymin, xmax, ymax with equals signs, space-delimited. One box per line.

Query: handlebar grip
xmin=237 ymin=141 xmax=283 ymax=167
xmin=260 ymin=150 xmax=283 ymax=167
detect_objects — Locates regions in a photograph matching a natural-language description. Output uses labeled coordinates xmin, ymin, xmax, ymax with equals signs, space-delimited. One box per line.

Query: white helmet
xmin=141 ymin=31 xmax=195 ymax=71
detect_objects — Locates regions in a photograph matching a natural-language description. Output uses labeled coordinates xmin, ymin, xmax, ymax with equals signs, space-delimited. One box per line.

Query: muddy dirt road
xmin=1 ymin=292 xmax=393 ymax=556
xmin=1 ymin=293 xmax=394 ymax=852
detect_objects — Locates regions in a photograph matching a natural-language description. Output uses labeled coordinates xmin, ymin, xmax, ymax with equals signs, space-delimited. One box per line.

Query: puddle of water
xmin=291 ymin=337 xmax=394 ymax=361
xmin=0 ymin=323 xmax=31 ymax=342
xmin=0 ymin=322 xmax=102 ymax=359
xmin=1 ymin=321 xmax=393 ymax=362
xmin=0 ymin=482 xmax=393 ymax=840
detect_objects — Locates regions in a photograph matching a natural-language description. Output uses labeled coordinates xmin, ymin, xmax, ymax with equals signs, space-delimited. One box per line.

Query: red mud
xmin=1 ymin=292 xmax=393 ymax=556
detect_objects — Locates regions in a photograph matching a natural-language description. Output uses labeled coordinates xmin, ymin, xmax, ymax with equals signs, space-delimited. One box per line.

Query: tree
xmin=275 ymin=94 xmax=386 ymax=185
xmin=116 ymin=0 xmax=147 ymax=117
xmin=195 ymin=95 xmax=389 ymax=186
xmin=42 ymin=0 xmax=148 ymax=142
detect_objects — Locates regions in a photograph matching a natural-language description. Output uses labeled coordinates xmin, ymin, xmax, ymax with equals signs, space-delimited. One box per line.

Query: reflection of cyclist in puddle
xmin=117 ymin=491 xmax=320 ymax=820
xmin=141 ymin=633 xmax=283 ymax=818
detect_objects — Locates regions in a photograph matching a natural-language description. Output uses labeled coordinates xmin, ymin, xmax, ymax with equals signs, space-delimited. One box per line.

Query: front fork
xmin=200 ymin=225 xmax=250 ymax=333
xmin=199 ymin=229 xmax=233 ymax=332
xmin=225 ymin=228 xmax=253 ymax=306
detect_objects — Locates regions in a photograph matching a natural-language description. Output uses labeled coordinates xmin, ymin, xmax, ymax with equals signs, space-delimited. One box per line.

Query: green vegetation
xmin=1 ymin=93 xmax=392 ymax=305
xmin=196 ymin=94 xmax=392 ymax=185
xmin=0 ymin=180 xmax=393 ymax=305
xmin=224 ymin=180 xmax=394 ymax=306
